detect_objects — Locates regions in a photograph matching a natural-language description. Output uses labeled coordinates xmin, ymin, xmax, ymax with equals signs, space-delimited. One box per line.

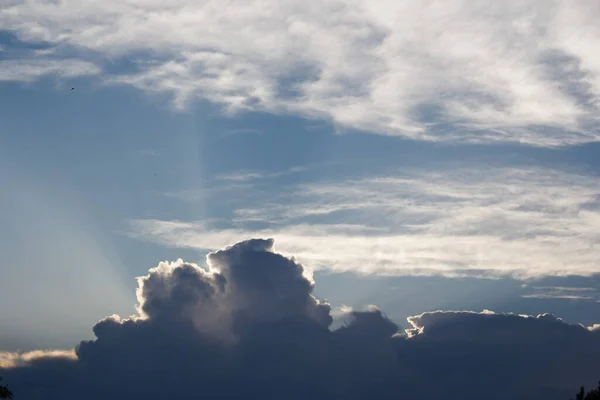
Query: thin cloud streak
xmin=0 ymin=58 xmax=100 ymax=82
xmin=128 ymin=166 xmax=600 ymax=279
xmin=126 ymin=221 xmax=600 ymax=279
xmin=522 ymin=294 xmax=595 ymax=300
xmin=0 ymin=350 xmax=76 ymax=369
xmin=522 ymin=286 xmax=599 ymax=300
xmin=2 ymin=1 xmax=600 ymax=146
xmin=216 ymin=162 xmax=336 ymax=183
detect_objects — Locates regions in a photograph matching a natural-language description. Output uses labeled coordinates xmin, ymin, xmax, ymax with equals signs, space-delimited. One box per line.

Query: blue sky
xmin=1 ymin=0 xmax=600 ymax=355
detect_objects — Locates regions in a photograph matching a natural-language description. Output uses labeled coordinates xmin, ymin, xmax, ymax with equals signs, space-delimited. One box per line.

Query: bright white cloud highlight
xmin=0 ymin=350 xmax=76 ymax=368
xmin=2 ymin=0 xmax=600 ymax=146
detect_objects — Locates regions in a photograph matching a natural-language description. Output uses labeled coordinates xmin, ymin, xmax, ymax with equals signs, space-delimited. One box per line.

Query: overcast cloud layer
xmin=2 ymin=0 xmax=600 ymax=146
xmin=129 ymin=165 xmax=600 ymax=279
xmin=1 ymin=239 xmax=599 ymax=400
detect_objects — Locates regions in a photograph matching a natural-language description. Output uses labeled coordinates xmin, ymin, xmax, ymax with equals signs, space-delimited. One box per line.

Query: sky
xmin=1 ymin=1 xmax=600 ymax=399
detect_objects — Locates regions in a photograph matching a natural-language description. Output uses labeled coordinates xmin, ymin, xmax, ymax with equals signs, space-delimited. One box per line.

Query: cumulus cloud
xmin=404 ymin=309 xmax=596 ymax=338
xmin=127 ymin=238 xmax=332 ymax=343
xmin=2 ymin=1 xmax=600 ymax=146
xmin=1 ymin=239 xmax=600 ymax=399
xmin=400 ymin=310 xmax=600 ymax=398
xmin=131 ymin=166 xmax=600 ymax=279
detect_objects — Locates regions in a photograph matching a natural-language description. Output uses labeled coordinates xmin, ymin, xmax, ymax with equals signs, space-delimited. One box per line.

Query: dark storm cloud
xmin=2 ymin=239 xmax=600 ymax=400
xmin=401 ymin=310 xmax=600 ymax=399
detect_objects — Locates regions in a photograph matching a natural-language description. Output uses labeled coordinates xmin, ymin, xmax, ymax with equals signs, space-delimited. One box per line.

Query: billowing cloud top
xmin=2 ymin=239 xmax=600 ymax=399
xmin=2 ymin=1 xmax=600 ymax=146
xmin=132 ymin=238 xmax=332 ymax=341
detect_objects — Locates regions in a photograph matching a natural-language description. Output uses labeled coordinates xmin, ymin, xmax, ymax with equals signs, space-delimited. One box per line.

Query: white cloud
xmin=2 ymin=0 xmax=600 ymax=146
xmin=330 ymin=304 xmax=354 ymax=318
xmin=215 ymin=162 xmax=334 ymax=182
xmin=128 ymin=166 xmax=600 ymax=279
xmin=0 ymin=58 xmax=100 ymax=82
xmin=0 ymin=349 xmax=76 ymax=368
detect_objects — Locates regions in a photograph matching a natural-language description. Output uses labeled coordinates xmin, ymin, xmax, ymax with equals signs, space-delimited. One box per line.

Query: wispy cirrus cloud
xmin=128 ymin=165 xmax=600 ymax=279
xmin=216 ymin=162 xmax=335 ymax=183
xmin=0 ymin=58 xmax=100 ymax=82
xmin=2 ymin=1 xmax=600 ymax=146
